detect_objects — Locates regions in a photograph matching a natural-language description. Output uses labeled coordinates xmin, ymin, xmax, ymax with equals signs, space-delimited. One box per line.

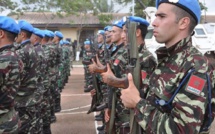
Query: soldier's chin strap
xmin=155 ymin=68 xmax=213 ymax=131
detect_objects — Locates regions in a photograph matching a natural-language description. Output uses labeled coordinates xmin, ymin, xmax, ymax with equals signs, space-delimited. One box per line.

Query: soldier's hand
xmin=101 ymin=63 xmax=115 ymax=84
xmin=104 ymin=109 xmax=110 ymax=122
xmin=121 ymin=73 xmax=141 ymax=108
xmin=90 ymin=89 xmax=96 ymax=97
xmin=88 ymin=59 xmax=97 ymax=73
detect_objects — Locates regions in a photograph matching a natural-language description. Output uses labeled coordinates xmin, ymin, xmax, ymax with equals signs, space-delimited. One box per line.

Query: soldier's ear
xmin=178 ymin=17 xmax=190 ymax=31
xmin=0 ymin=30 xmax=4 ymax=38
xmin=136 ymin=29 xmax=141 ymax=37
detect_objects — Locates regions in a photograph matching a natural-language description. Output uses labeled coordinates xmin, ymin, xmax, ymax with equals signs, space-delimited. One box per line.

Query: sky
xmin=116 ymin=0 xmax=215 ymax=15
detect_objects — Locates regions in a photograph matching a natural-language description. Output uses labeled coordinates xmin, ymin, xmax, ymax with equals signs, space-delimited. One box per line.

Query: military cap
xmin=33 ymin=28 xmax=44 ymax=38
xmin=59 ymin=40 xmax=64 ymax=46
xmin=104 ymin=26 xmax=112 ymax=31
xmin=48 ymin=30 xmax=55 ymax=38
xmin=112 ymin=19 xmax=124 ymax=29
xmin=0 ymin=16 xmax=20 ymax=34
xmin=122 ymin=16 xmax=150 ymax=27
xmin=43 ymin=30 xmax=51 ymax=37
xmin=156 ymin=0 xmax=201 ymax=23
xmin=18 ymin=20 xmax=34 ymax=33
xmin=84 ymin=40 xmax=91 ymax=45
xmin=97 ymin=30 xmax=105 ymax=35
xmin=55 ymin=31 xmax=64 ymax=39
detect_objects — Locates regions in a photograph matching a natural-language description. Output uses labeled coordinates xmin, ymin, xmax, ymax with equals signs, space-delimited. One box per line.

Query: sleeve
xmin=134 ymin=72 xmax=209 ymax=134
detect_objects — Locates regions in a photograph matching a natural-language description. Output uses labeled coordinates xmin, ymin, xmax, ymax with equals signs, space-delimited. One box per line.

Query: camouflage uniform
xmin=0 ymin=44 xmax=23 ymax=134
xmin=83 ymin=49 xmax=93 ymax=91
xmin=15 ymin=39 xmax=39 ymax=134
xmin=41 ymin=43 xmax=52 ymax=130
xmin=134 ymin=36 xmax=215 ymax=133
xmin=33 ymin=43 xmax=47 ymax=133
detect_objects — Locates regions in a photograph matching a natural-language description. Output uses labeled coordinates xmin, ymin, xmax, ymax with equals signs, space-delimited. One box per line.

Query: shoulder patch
xmin=113 ymin=59 xmax=120 ymax=66
xmin=141 ymin=70 xmax=148 ymax=80
xmin=185 ymin=75 xmax=206 ymax=96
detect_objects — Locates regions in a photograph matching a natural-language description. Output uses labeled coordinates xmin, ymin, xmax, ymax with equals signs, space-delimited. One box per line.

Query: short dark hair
xmin=21 ymin=30 xmax=32 ymax=38
xmin=137 ymin=25 xmax=148 ymax=39
xmin=43 ymin=36 xmax=49 ymax=42
xmin=171 ymin=6 xmax=197 ymax=34
xmin=0 ymin=29 xmax=17 ymax=41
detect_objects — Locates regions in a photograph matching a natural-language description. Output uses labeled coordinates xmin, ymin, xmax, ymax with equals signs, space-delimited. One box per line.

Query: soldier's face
xmin=121 ymin=25 xmax=127 ymax=45
xmin=15 ymin=32 xmax=22 ymax=43
xmin=105 ymin=31 xmax=111 ymax=44
xmin=110 ymin=26 xmax=122 ymax=45
xmin=152 ymin=3 xmax=180 ymax=47
xmin=97 ymin=34 xmax=103 ymax=44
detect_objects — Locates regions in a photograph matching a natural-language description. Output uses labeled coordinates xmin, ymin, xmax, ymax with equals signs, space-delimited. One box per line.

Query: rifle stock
xmin=127 ymin=21 xmax=141 ymax=134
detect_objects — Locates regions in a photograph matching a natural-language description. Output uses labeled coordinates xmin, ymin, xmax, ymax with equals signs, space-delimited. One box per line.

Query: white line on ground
xmin=60 ymin=105 xmax=91 ymax=112
xmin=61 ymin=94 xmax=90 ymax=96
xmin=94 ymin=112 xmax=99 ymax=134
xmin=55 ymin=111 xmax=88 ymax=115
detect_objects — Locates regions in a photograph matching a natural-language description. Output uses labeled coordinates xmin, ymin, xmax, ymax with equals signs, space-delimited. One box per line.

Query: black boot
xmin=55 ymin=97 xmax=61 ymax=113
xmin=43 ymin=125 xmax=52 ymax=134
xmin=97 ymin=125 xmax=105 ymax=131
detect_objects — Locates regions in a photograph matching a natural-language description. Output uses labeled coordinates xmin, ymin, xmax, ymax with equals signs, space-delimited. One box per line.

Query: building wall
xmin=60 ymin=27 xmax=78 ymax=42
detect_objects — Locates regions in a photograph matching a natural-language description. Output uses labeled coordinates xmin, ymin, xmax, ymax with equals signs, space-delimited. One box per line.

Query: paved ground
xmin=51 ymin=67 xmax=215 ymax=134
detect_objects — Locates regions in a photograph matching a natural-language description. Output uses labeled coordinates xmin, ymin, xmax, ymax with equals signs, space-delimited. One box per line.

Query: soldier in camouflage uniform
xmin=30 ymin=28 xmax=46 ymax=133
xmin=0 ymin=16 xmax=23 ymax=134
xmin=40 ymin=30 xmax=53 ymax=133
xmin=62 ymin=41 xmax=71 ymax=87
xmin=15 ymin=20 xmax=39 ymax=134
xmin=52 ymin=31 xmax=63 ymax=113
xmin=101 ymin=16 xmax=157 ymax=134
xmin=121 ymin=0 xmax=215 ymax=133
xmin=82 ymin=40 xmax=94 ymax=93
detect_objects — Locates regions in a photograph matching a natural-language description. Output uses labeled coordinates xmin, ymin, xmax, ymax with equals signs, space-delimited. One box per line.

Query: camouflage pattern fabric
xmin=15 ymin=39 xmax=39 ymax=134
xmin=134 ymin=36 xmax=215 ymax=134
xmin=83 ymin=49 xmax=93 ymax=90
xmin=0 ymin=44 xmax=23 ymax=134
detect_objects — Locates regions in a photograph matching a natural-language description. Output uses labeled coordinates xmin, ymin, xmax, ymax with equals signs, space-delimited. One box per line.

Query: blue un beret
xmin=43 ymin=30 xmax=51 ymax=37
xmin=156 ymin=0 xmax=201 ymax=23
xmin=122 ymin=16 xmax=150 ymax=27
xmin=48 ymin=30 xmax=55 ymax=38
xmin=97 ymin=30 xmax=105 ymax=35
xmin=84 ymin=40 xmax=91 ymax=45
xmin=18 ymin=20 xmax=34 ymax=33
xmin=59 ymin=40 xmax=64 ymax=46
xmin=112 ymin=19 xmax=124 ymax=29
xmin=104 ymin=26 xmax=112 ymax=31
xmin=0 ymin=16 xmax=20 ymax=34
xmin=33 ymin=28 xmax=44 ymax=38
xmin=55 ymin=31 xmax=64 ymax=39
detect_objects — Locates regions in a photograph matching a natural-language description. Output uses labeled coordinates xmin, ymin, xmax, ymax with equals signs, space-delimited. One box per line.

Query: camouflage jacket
xmin=15 ymin=39 xmax=39 ymax=95
xmin=134 ymin=36 xmax=214 ymax=134
xmin=34 ymin=43 xmax=46 ymax=83
xmin=42 ymin=44 xmax=51 ymax=86
xmin=0 ymin=44 xmax=22 ymax=115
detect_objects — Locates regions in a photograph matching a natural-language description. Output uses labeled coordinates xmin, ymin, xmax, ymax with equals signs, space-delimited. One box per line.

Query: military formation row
xmin=0 ymin=16 xmax=71 ymax=134
xmin=82 ymin=0 xmax=215 ymax=134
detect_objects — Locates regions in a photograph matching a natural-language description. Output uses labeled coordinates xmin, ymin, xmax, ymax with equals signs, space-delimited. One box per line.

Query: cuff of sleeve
xmin=134 ymin=99 xmax=147 ymax=119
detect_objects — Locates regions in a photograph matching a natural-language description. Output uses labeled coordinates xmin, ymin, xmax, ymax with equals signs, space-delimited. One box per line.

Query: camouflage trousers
xmin=16 ymin=105 xmax=39 ymax=134
xmin=41 ymin=86 xmax=51 ymax=127
xmin=50 ymin=81 xmax=56 ymax=115
xmin=0 ymin=108 xmax=20 ymax=134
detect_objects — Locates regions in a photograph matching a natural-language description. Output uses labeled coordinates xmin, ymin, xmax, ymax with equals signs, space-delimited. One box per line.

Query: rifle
xmin=126 ymin=18 xmax=142 ymax=134
xmin=87 ymin=37 xmax=102 ymax=114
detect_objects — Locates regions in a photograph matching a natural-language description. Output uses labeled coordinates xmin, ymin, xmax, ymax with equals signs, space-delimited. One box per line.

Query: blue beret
xmin=33 ymin=28 xmax=44 ymax=38
xmin=18 ymin=20 xmax=34 ymax=33
xmin=43 ymin=30 xmax=51 ymax=37
xmin=84 ymin=40 xmax=91 ymax=45
xmin=112 ymin=19 xmax=124 ymax=29
xmin=0 ymin=16 xmax=20 ymax=34
xmin=104 ymin=26 xmax=112 ymax=31
xmin=97 ymin=30 xmax=105 ymax=35
xmin=122 ymin=16 xmax=149 ymax=27
xmin=48 ymin=30 xmax=55 ymax=38
xmin=55 ymin=31 xmax=64 ymax=39
xmin=156 ymin=0 xmax=201 ymax=23
xmin=59 ymin=40 xmax=64 ymax=46
xmin=65 ymin=40 xmax=70 ymax=45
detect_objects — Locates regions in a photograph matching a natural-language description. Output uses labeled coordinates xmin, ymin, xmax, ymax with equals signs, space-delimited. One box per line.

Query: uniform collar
xmin=21 ymin=39 xmax=31 ymax=45
xmin=156 ymin=36 xmax=192 ymax=60
xmin=0 ymin=44 xmax=14 ymax=52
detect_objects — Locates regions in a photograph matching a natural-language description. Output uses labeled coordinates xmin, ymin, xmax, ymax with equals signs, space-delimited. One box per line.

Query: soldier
xmin=101 ymin=16 xmax=157 ymax=134
xmin=52 ymin=31 xmax=63 ymax=113
xmin=30 ymin=28 xmax=46 ymax=133
xmin=15 ymin=20 xmax=39 ymax=134
xmin=41 ymin=30 xmax=52 ymax=133
xmin=0 ymin=16 xmax=23 ymax=134
xmin=121 ymin=0 xmax=215 ymax=133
